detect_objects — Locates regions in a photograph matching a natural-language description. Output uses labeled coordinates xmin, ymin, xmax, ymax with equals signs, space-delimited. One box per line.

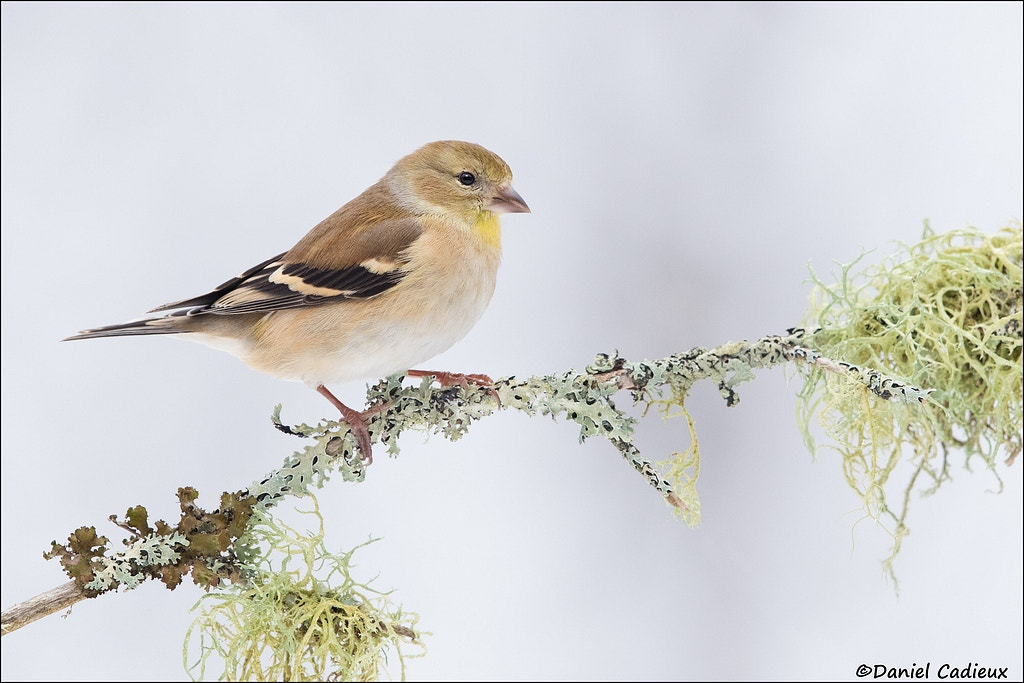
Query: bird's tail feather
xmin=64 ymin=317 xmax=187 ymax=341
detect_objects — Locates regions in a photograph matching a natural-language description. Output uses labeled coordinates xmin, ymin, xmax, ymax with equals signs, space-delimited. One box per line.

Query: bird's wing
xmin=150 ymin=217 xmax=423 ymax=316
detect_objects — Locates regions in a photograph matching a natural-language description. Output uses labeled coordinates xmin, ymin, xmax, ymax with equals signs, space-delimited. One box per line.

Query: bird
xmin=65 ymin=140 xmax=530 ymax=463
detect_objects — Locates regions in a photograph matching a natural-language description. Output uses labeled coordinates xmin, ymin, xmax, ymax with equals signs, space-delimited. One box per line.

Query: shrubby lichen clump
xmin=185 ymin=501 xmax=420 ymax=681
xmin=797 ymin=223 xmax=1022 ymax=572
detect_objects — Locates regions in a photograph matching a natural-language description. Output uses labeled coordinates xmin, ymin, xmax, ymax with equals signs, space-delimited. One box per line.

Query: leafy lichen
xmin=45 ymin=488 xmax=254 ymax=593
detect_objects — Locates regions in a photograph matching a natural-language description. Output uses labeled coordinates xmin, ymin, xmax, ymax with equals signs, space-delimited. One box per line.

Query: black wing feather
xmin=145 ymin=254 xmax=408 ymax=316
xmin=148 ymin=253 xmax=286 ymax=312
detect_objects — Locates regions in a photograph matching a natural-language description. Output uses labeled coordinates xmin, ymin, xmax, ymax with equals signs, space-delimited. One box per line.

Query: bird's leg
xmin=315 ymin=384 xmax=382 ymax=465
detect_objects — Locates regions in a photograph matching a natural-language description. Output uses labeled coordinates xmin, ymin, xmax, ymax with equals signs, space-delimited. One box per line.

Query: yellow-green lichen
xmin=185 ymin=498 xmax=421 ymax=681
xmin=649 ymin=390 xmax=702 ymax=527
xmin=797 ymin=223 xmax=1022 ymax=578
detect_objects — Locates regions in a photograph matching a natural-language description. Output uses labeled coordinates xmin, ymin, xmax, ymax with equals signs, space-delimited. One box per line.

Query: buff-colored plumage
xmin=66 ymin=140 xmax=530 ymax=460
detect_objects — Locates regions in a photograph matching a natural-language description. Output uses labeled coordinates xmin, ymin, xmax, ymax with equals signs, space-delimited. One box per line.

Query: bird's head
xmin=386 ymin=140 xmax=530 ymax=222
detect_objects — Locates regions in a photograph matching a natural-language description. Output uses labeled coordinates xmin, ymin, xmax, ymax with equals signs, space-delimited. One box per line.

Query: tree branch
xmin=1 ymin=581 xmax=88 ymax=636
xmin=2 ymin=331 xmax=933 ymax=637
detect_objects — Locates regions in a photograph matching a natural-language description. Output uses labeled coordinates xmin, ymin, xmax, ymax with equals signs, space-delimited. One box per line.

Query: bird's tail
xmin=64 ymin=316 xmax=188 ymax=341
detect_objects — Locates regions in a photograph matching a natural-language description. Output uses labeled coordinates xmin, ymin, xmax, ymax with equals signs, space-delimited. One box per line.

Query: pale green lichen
xmin=797 ymin=223 xmax=1023 ymax=581
xmin=85 ymin=531 xmax=188 ymax=592
xmin=185 ymin=498 xmax=420 ymax=682
xmin=647 ymin=391 xmax=702 ymax=527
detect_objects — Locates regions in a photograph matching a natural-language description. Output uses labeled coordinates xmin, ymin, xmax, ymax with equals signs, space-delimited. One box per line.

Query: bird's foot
xmin=316 ymin=385 xmax=388 ymax=466
xmin=406 ymin=369 xmax=494 ymax=388
xmin=406 ymin=369 xmax=500 ymax=406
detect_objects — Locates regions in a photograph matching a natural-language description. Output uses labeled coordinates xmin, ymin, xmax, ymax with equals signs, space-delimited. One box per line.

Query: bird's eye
xmin=457 ymin=171 xmax=476 ymax=186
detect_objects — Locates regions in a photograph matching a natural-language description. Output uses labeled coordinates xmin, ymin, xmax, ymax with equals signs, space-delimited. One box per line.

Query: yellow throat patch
xmin=474 ymin=212 xmax=502 ymax=249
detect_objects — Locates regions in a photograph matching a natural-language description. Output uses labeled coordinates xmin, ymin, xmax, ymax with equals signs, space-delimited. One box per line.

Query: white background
xmin=2 ymin=3 xmax=1021 ymax=681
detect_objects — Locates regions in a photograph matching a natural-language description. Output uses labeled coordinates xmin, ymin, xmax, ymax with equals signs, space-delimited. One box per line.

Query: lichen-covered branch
xmin=5 ymin=223 xmax=1019 ymax=678
xmin=250 ymin=333 xmax=934 ymax=523
xmin=3 ymin=335 xmax=933 ymax=639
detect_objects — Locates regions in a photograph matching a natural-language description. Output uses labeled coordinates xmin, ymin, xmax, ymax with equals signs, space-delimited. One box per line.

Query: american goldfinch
xmin=66 ymin=140 xmax=530 ymax=462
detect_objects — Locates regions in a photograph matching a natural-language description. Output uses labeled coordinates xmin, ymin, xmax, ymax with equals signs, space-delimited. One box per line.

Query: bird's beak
xmin=488 ymin=185 xmax=531 ymax=214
